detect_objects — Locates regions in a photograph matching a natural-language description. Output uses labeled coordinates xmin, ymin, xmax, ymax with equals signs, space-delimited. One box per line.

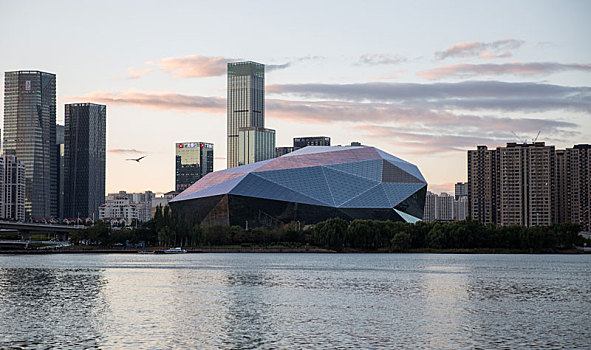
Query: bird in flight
xmin=126 ymin=155 xmax=147 ymax=162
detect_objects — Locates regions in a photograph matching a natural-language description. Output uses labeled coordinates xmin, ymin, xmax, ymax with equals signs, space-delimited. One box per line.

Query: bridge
xmin=0 ymin=221 xmax=85 ymax=234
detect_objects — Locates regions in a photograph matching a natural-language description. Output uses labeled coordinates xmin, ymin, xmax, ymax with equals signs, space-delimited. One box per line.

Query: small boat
xmin=138 ymin=250 xmax=155 ymax=254
xmin=163 ymin=247 xmax=187 ymax=254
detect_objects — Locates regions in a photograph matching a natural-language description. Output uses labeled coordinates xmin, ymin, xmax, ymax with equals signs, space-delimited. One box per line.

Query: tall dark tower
xmin=3 ymin=70 xmax=56 ymax=220
xmin=63 ymin=103 xmax=106 ymax=220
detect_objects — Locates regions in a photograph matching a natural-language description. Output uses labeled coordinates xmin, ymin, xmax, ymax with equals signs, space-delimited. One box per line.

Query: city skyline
xmin=1 ymin=0 xmax=590 ymax=194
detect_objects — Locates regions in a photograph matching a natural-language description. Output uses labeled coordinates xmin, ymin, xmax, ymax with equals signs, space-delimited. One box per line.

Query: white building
xmin=0 ymin=155 xmax=26 ymax=221
xmin=454 ymin=196 xmax=469 ymax=221
xmin=100 ymin=191 xmax=154 ymax=225
xmin=424 ymin=191 xmax=438 ymax=223
xmin=424 ymin=190 xmax=468 ymax=223
xmin=437 ymin=193 xmax=454 ymax=221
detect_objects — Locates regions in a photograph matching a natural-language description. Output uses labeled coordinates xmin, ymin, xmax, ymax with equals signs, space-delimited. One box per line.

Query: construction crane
xmin=511 ymin=131 xmax=527 ymax=144
xmin=533 ymin=131 xmax=541 ymax=143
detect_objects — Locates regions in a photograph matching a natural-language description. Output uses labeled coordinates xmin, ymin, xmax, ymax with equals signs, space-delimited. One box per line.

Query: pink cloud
xmin=418 ymin=62 xmax=591 ymax=79
xmin=150 ymin=55 xmax=232 ymax=78
xmin=66 ymin=91 xmax=225 ymax=113
xmin=126 ymin=67 xmax=154 ymax=79
xmin=436 ymin=39 xmax=524 ymax=59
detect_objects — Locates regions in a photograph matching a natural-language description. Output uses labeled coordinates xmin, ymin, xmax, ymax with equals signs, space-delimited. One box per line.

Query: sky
xmin=1 ymin=0 xmax=590 ymax=195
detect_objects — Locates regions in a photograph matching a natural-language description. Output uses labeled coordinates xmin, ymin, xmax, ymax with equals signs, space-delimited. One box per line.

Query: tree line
xmin=68 ymin=205 xmax=588 ymax=252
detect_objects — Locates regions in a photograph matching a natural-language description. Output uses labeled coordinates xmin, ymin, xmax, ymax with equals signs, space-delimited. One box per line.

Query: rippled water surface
xmin=0 ymin=253 xmax=589 ymax=349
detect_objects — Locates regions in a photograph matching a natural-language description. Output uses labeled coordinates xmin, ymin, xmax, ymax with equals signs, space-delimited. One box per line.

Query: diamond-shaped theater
xmin=169 ymin=146 xmax=427 ymax=227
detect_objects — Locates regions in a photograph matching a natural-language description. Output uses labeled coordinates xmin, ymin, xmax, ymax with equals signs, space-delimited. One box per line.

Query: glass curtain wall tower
xmin=63 ymin=103 xmax=106 ymax=220
xmin=227 ymin=62 xmax=265 ymax=168
xmin=3 ymin=71 xmax=56 ymax=220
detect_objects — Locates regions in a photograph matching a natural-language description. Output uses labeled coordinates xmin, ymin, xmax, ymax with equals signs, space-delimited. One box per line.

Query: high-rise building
xmin=554 ymin=149 xmax=568 ymax=224
xmin=55 ymin=124 xmax=65 ymax=219
xmin=565 ymin=144 xmax=591 ymax=232
xmin=3 ymin=70 xmax=56 ymax=220
xmin=437 ymin=192 xmax=454 ymax=221
xmin=424 ymin=191 xmax=437 ymax=223
xmin=175 ymin=142 xmax=214 ymax=192
xmin=454 ymin=182 xmax=467 ymax=200
xmin=468 ymin=142 xmax=555 ymax=227
xmin=293 ymin=136 xmax=331 ymax=149
xmin=454 ymin=196 xmax=469 ymax=221
xmin=0 ymin=154 xmax=26 ymax=221
xmin=227 ymin=61 xmax=265 ymax=168
xmin=498 ymin=142 xmax=554 ymax=227
xmin=467 ymin=145 xmax=498 ymax=224
xmin=63 ymin=103 xmax=106 ymax=220
xmin=238 ymin=127 xmax=276 ymax=166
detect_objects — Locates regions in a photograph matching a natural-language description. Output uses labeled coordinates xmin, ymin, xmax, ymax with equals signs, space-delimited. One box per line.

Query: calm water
xmin=0 ymin=253 xmax=589 ymax=349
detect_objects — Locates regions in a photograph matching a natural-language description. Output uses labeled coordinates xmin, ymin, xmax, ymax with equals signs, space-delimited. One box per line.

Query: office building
xmin=3 ymin=70 xmax=57 ymax=219
xmin=238 ymin=127 xmax=276 ymax=166
xmin=56 ymin=124 xmax=64 ymax=219
xmin=175 ymin=142 xmax=214 ymax=192
xmin=227 ymin=61 xmax=265 ymax=168
xmin=0 ymin=155 xmax=26 ymax=221
xmin=171 ymin=146 xmax=427 ymax=227
xmin=293 ymin=136 xmax=331 ymax=149
xmin=63 ymin=103 xmax=106 ymax=221
xmin=276 ymin=146 xmax=295 ymax=157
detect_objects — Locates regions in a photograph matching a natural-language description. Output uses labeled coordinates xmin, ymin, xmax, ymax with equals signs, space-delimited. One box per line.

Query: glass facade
xmin=63 ymin=103 xmax=106 ymax=220
xmin=175 ymin=142 xmax=214 ymax=192
xmin=171 ymin=146 xmax=427 ymax=227
xmin=227 ymin=61 xmax=265 ymax=168
xmin=3 ymin=71 xmax=56 ymax=220
xmin=238 ymin=127 xmax=276 ymax=166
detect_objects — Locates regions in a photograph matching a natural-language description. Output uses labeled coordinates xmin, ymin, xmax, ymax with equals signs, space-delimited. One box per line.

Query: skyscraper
xmin=467 ymin=145 xmax=497 ymax=224
xmin=227 ymin=61 xmax=265 ymax=168
xmin=56 ymin=124 xmax=65 ymax=219
xmin=63 ymin=103 xmax=106 ymax=220
xmin=3 ymin=70 xmax=56 ymax=220
xmin=175 ymin=142 xmax=214 ymax=192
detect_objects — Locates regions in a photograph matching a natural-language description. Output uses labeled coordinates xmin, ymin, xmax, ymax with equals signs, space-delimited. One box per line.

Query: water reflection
xmin=0 ymin=254 xmax=589 ymax=349
xmin=0 ymin=267 xmax=106 ymax=349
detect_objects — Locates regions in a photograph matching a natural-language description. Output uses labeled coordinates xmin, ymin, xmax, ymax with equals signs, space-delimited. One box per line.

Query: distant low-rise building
xmin=152 ymin=191 xmax=178 ymax=217
xmin=100 ymin=191 xmax=154 ymax=224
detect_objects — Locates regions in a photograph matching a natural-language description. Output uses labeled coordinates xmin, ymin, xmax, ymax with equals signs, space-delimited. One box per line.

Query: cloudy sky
xmin=1 ymin=0 xmax=589 ymax=194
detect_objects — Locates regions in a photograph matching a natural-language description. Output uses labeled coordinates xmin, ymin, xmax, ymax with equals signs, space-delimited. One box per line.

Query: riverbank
xmin=0 ymin=246 xmax=589 ymax=254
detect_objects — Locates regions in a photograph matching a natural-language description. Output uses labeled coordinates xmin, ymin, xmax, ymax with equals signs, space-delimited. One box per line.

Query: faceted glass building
xmin=170 ymin=146 xmax=427 ymax=227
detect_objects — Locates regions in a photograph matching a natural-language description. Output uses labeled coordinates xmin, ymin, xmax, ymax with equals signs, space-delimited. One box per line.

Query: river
xmin=0 ymin=253 xmax=589 ymax=349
